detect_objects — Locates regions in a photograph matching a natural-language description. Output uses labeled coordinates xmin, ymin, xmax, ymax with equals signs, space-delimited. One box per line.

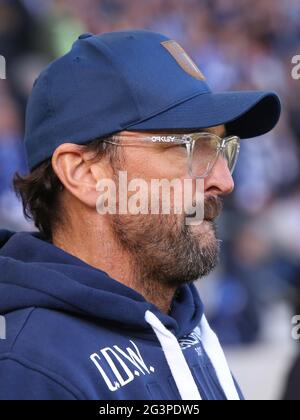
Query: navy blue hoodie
xmin=0 ymin=230 xmax=242 ymax=400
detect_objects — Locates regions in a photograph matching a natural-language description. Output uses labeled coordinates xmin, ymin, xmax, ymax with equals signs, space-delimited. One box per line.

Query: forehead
xmin=123 ymin=125 xmax=226 ymax=137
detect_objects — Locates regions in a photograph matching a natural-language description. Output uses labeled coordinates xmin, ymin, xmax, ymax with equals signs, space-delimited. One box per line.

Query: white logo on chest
xmin=179 ymin=327 xmax=202 ymax=351
xmin=90 ymin=340 xmax=155 ymax=392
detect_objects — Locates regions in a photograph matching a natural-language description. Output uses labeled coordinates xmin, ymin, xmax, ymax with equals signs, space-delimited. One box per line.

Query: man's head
xmin=16 ymin=123 xmax=231 ymax=289
xmin=15 ymin=30 xmax=281 ymax=292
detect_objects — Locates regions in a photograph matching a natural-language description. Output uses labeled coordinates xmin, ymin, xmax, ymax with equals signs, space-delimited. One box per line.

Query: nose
xmin=204 ymin=154 xmax=235 ymax=196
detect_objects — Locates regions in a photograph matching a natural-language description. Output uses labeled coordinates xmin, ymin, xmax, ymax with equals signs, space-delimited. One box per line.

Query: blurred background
xmin=0 ymin=0 xmax=300 ymax=400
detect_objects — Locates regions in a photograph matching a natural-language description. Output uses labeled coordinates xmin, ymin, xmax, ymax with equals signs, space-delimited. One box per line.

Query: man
xmin=0 ymin=30 xmax=281 ymax=400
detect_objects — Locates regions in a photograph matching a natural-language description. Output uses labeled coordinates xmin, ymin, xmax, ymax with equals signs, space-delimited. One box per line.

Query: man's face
xmin=104 ymin=125 xmax=234 ymax=288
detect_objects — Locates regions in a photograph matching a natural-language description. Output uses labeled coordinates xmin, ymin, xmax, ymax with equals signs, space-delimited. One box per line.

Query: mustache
xmin=185 ymin=195 xmax=223 ymax=220
xmin=204 ymin=195 xmax=223 ymax=221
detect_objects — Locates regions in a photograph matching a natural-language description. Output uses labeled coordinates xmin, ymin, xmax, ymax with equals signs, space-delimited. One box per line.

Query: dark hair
xmin=14 ymin=137 xmax=117 ymax=240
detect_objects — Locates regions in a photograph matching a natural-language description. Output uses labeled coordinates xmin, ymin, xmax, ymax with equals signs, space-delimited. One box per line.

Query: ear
xmin=52 ymin=143 xmax=111 ymax=208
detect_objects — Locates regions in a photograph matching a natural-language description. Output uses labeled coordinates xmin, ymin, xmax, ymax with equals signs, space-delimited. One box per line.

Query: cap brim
xmin=126 ymin=91 xmax=281 ymax=139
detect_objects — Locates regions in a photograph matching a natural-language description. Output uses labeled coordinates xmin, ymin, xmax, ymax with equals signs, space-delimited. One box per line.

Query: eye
xmin=158 ymin=142 xmax=184 ymax=149
xmin=172 ymin=144 xmax=187 ymax=156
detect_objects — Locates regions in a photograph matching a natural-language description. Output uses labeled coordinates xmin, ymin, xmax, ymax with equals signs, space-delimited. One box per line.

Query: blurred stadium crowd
xmin=1 ymin=0 xmax=300 ymax=350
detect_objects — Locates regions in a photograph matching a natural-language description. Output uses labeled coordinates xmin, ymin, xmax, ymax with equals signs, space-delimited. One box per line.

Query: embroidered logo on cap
xmin=161 ymin=40 xmax=206 ymax=81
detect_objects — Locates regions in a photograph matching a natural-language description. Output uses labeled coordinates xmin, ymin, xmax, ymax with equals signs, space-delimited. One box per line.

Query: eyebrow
xmin=197 ymin=128 xmax=227 ymax=137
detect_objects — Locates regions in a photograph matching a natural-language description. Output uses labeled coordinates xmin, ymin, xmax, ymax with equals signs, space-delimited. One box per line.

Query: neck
xmin=52 ymin=217 xmax=176 ymax=314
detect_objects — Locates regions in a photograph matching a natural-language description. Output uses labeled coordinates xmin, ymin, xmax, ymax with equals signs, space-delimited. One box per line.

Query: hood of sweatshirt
xmin=0 ymin=230 xmax=241 ymax=400
xmin=0 ymin=230 xmax=202 ymax=339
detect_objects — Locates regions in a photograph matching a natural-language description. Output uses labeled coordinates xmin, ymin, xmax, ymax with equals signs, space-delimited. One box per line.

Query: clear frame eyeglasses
xmin=104 ymin=132 xmax=241 ymax=179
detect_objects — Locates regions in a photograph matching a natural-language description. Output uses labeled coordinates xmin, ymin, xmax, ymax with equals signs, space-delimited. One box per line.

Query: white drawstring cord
xmin=145 ymin=310 xmax=240 ymax=401
xmin=145 ymin=310 xmax=202 ymax=400
xmin=200 ymin=315 xmax=240 ymax=400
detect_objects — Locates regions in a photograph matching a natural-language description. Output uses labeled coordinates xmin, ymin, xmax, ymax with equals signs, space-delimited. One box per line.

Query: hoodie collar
xmin=0 ymin=230 xmax=204 ymax=339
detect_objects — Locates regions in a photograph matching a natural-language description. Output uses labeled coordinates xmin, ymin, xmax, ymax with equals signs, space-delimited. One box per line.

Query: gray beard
xmin=111 ymin=213 xmax=220 ymax=289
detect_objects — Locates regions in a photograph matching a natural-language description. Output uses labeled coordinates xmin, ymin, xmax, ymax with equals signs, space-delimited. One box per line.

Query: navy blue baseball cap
xmin=25 ymin=29 xmax=281 ymax=171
